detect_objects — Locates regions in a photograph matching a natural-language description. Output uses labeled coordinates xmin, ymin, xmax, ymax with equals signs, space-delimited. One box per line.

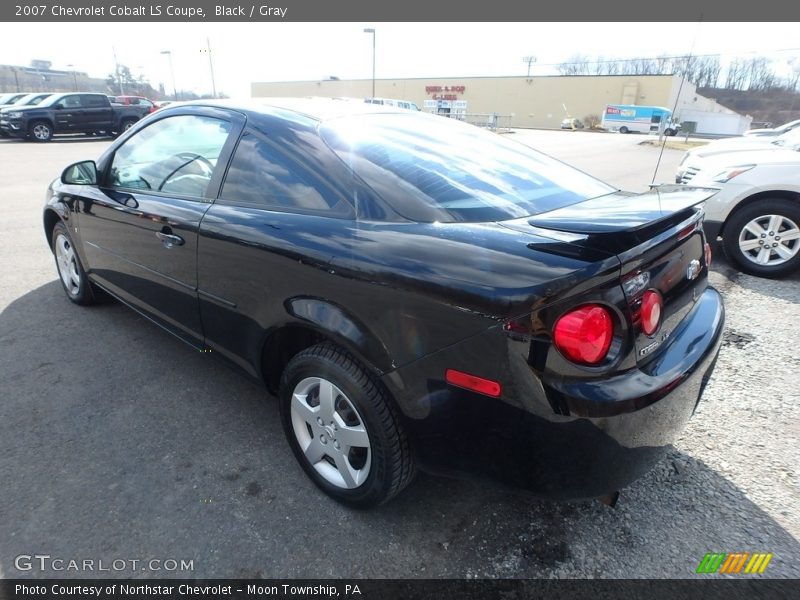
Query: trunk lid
xmin=499 ymin=186 xmax=717 ymax=364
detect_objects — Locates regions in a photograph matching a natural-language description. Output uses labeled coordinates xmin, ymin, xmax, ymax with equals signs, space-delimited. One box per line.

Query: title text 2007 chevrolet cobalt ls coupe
xmin=45 ymin=99 xmax=724 ymax=507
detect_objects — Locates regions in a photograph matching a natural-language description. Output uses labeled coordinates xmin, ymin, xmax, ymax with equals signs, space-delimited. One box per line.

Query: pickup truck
xmin=0 ymin=92 xmax=149 ymax=142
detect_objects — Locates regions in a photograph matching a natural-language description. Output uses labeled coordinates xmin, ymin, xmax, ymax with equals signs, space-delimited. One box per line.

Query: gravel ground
xmin=0 ymin=131 xmax=797 ymax=580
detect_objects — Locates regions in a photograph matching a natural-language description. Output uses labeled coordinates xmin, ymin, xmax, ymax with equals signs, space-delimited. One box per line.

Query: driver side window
xmin=108 ymin=115 xmax=231 ymax=199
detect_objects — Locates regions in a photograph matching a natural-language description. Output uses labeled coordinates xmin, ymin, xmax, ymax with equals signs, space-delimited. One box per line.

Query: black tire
xmin=619 ymin=126 xmax=629 ymax=134
xmin=51 ymin=222 xmax=96 ymax=305
xmin=279 ymin=343 xmax=415 ymax=507
xmin=722 ymin=199 xmax=800 ymax=278
xmin=116 ymin=119 xmax=137 ymax=136
xmin=664 ymin=128 xmax=676 ymax=136
xmin=29 ymin=120 xmax=53 ymax=142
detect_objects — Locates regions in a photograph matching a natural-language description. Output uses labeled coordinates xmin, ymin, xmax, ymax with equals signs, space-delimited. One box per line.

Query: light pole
xmin=364 ymin=28 xmax=375 ymax=98
xmin=66 ymin=64 xmax=78 ymax=91
xmin=160 ymin=50 xmax=178 ymax=101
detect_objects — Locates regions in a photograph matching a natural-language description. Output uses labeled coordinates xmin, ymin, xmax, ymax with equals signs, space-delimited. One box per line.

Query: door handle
xmin=155 ymin=231 xmax=185 ymax=248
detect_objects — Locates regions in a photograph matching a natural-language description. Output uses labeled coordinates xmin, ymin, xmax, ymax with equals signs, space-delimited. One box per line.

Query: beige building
xmin=252 ymin=74 xmax=751 ymax=134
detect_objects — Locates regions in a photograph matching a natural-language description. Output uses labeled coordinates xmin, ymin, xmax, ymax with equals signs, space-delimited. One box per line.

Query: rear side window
xmin=220 ymin=131 xmax=350 ymax=216
xmin=81 ymin=95 xmax=107 ymax=108
xmin=320 ymin=113 xmax=615 ymax=223
xmin=108 ymin=115 xmax=231 ymax=198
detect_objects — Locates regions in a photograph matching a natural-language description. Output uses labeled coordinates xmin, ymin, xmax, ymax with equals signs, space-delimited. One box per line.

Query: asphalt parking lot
xmin=1 ymin=130 xmax=798 ymax=579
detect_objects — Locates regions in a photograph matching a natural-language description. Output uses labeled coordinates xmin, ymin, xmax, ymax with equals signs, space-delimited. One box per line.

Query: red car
xmin=107 ymin=96 xmax=157 ymax=114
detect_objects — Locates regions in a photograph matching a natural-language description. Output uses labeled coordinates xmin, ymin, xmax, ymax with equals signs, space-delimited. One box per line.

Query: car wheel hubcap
xmin=290 ymin=377 xmax=371 ymax=489
xmin=738 ymin=214 xmax=800 ymax=266
xmin=33 ymin=124 xmax=49 ymax=139
xmin=55 ymin=234 xmax=81 ymax=296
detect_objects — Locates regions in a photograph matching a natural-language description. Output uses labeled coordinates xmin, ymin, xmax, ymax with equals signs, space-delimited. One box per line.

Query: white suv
xmin=675 ymin=145 xmax=800 ymax=278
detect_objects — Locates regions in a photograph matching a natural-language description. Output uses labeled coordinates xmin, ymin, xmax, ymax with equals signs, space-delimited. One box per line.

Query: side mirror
xmin=54 ymin=103 xmax=64 ymax=110
xmin=61 ymin=160 xmax=98 ymax=185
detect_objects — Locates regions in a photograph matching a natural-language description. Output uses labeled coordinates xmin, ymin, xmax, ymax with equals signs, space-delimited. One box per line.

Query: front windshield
xmin=14 ymin=94 xmax=48 ymax=106
xmin=321 ymin=113 xmax=615 ymax=223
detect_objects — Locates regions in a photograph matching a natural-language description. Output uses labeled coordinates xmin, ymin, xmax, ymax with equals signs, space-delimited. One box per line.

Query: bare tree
xmin=583 ymin=113 xmax=601 ymax=128
xmin=552 ymin=53 xmax=780 ymax=92
xmin=787 ymin=58 xmax=800 ymax=91
xmin=557 ymin=54 xmax=591 ymax=76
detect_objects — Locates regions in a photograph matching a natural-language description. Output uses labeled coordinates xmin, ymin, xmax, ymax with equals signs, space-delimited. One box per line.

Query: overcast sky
xmin=2 ymin=22 xmax=799 ymax=97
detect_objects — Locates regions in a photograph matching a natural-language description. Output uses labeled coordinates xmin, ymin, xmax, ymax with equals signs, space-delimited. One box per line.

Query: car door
xmin=53 ymin=94 xmax=83 ymax=133
xmin=74 ymin=107 xmax=245 ymax=347
xmin=80 ymin=94 xmax=112 ymax=131
xmin=197 ymin=125 xmax=358 ymax=376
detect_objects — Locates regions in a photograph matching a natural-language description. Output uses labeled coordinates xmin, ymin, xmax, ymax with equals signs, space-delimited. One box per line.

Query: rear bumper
xmin=703 ymin=220 xmax=723 ymax=243
xmin=383 ymin=287 xmax=724 ymax=499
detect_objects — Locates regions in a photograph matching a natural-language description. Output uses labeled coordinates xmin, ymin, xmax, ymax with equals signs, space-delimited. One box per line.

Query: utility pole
xmin=112 ymin=46 xmax=125 ymax=95
xmin=522 ymin=55 xmax=537 ymax=78
xmin=364 ymin=28 xmax=376 ymax=98
xmin=204 ymin=38 xmax=217 ymax=98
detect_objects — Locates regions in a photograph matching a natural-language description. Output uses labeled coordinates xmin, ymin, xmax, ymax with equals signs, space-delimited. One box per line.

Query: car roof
xmin=177 ymin=97 xmax=412 ymax=123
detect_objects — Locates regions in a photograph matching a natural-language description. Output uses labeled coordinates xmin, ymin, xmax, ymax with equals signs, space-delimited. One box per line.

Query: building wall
xmin=0 ymin=64 xmax=108 ymax=94
xmin=252 ymin=75 xmax=680 ymax=129
xmin=252 ymin=74 xmax=751 ymax=135
xmin=670 ymin=80 xmax=752 ymax=134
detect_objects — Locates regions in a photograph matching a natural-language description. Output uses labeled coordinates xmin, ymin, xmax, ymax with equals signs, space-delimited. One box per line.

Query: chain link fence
xmin=434 ymin=112 xmax=515 ymax=133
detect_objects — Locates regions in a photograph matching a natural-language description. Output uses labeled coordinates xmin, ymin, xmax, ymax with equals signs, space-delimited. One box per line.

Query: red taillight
xmin=445 ymin=369 xmax=502 ymax=398
xmin=553 ymin=304 xmax=614 ymax=365
xmin=704 ymin=242 xmax=712 ymax=267
xmin=640 ymin=290 xmax=663 ymax=336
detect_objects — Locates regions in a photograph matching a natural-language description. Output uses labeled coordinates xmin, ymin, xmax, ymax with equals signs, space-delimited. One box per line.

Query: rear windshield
xmin=320 ymin=113 xmax=615 ymax=223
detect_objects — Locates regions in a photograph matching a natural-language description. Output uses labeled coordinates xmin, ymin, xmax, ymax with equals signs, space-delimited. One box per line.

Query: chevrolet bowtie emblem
xmin=686 ymin=259 xmax=701 ymax=281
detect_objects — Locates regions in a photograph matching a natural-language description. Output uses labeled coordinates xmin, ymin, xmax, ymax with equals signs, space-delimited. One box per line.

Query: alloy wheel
xmin=737 ymin=214 xmax=800 ymax=266
xmin=33 ymin=124 xmax=51 ymax=140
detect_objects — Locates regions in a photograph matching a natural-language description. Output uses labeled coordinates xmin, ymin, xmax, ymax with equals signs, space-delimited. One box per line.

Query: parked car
xmin=675 ymin=146 xmax=800 ymax=278
xmin=0 ymin=92 xmax=30 ymax=107
xmin=0 ymin=92 xmax=34 ymax=135
xmin=560 ymin=117 xmax=584 ymax=130
xmin=743 ymin=118 xmax=800 ymax=137
xmin=1 ymin=93 xmax=55 ymax=137
xmin=3 ymin=92 xmax=54 ymax=107
xmin=677 ymin=129 xmax=800 ymax=168
xmin=108 ymin=95 xmax=158 ymax=114
xmin=45 ymin=99 xmax=724 ymax=507
xmin=0 ymin=92 xmax=149 ymax=141
xmin=365 ymin=97 xmax=420 ymax=111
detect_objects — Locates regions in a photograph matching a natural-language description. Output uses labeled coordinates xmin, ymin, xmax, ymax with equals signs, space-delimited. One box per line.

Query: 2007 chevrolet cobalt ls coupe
xmin=44 ymin=99 xmax=724 ymax=507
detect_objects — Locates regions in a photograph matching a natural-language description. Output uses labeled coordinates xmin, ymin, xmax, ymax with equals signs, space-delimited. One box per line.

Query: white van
xmin=365 ymin=98 xmax=420 ymax=111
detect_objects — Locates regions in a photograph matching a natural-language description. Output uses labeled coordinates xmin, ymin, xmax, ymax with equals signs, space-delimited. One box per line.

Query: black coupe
xmin=45 ymin=99 xmax=724 ymax=506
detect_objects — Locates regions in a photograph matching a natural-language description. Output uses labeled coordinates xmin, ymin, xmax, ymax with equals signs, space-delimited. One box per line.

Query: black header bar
xmin=2 ymin=0 xmax=800 ymax=22
xmin=0 ymin=579 xmax=793 ymax=600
